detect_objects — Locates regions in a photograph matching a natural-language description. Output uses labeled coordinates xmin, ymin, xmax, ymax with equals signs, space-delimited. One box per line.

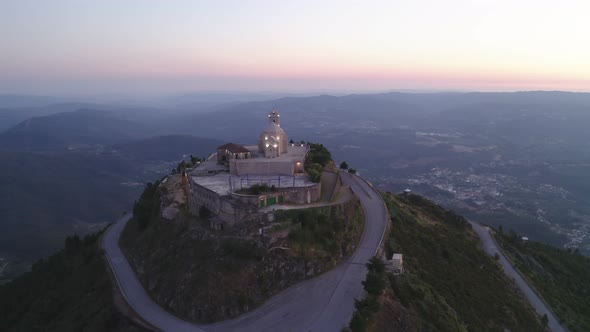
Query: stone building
xmin=217 ymin=143 xmax=251 ymax=163
xmin=189 ymin=108 xmax=318 ymax=230
xmin=258 ymin=109 xmax=289 ymax=158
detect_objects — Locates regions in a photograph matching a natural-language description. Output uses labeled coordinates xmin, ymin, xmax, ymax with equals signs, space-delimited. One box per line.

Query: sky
xmin=1 ymin=0 xmax=589 ymax=95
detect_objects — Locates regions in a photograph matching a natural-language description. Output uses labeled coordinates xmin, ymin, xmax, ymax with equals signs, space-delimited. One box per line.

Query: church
xmin=216 ymin=109 xmax=307 ymax=176
xmin=189 ymin=109 xmax=321 ymax=230
xmin=258 ymin=109 xmax=289 ymax=158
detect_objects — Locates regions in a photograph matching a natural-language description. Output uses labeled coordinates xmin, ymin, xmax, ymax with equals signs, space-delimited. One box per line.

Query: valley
xmin=1 ymin=91 xmax=589 ymax=276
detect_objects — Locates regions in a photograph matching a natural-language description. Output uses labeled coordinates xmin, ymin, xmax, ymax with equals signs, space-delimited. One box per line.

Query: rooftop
xmin=192 ymin=173 xmax=232 ymax=195
xmin=217 ymin=143 xmax=250 ymax=153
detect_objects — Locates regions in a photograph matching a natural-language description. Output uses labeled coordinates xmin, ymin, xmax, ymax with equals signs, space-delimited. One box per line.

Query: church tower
xmin=259 ymin=109 xmax=289 ymax=157
xmin=268 ymin=109 xmax=280 ymax=126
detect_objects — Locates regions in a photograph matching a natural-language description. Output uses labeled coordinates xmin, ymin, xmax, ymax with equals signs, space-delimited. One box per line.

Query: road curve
xmin=470 ymin=222 xmax=566 ymax=332
xmin=103 ymin=172 xmax=387 ymax=332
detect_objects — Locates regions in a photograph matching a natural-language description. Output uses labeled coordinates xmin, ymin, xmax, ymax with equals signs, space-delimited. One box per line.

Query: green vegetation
xmin=276 ymin=203 xmax=364 ymax=259
xmin=0 ymin=232 xmax=143 ymax=332
xmin=496 ymin=232 xmax=590 ymax=331
xmin=235 ymin=183 xmax=278 ymax=195
xmin=120 ymin=214 xmax=276 ymax=323
xmin=340 ymin=161 xmax=349 ymax=170
xmin=172 ymin=156 xmax=202 ymax=174
xmin=365 ymin=193 xmax=545 ymax=332
xmin=349 ymin=257 xmax=387 ymax=332
xmin=132 ymin=181 xmax=161 ymax=229
xmin=305 ymin=142 xmax=332 ymax=183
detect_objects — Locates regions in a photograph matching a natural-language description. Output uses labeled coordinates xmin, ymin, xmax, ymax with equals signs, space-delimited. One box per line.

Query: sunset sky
xmin=1 ymin=0 xmax=589 ymax=95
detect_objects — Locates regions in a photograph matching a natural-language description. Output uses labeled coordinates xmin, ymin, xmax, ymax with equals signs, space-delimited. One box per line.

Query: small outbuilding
xmin=392 ymin=253 xmax=404 ymax=275
xmin=217 ymin=143 xmax=251 ymax=163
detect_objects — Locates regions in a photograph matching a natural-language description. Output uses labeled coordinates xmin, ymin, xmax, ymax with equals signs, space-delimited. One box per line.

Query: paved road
xmin=103 ymin=172 xmax=387 ymax=332
xmin=470 ymin=222 xmax=566 ymax=332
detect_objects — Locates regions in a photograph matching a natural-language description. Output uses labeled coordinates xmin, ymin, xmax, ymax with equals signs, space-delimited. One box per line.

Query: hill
xmin=119 ymin=170 xmax=364 ymax=323
xmin=495 ymin=231 xmax=590 ymax=332
xmin=349 ymin=192 xmax=546 ymax=332
xmin=0 ymin=109 xmax=148 ymax=151
xmin=0 ymin=231 xmax=146 ymax=332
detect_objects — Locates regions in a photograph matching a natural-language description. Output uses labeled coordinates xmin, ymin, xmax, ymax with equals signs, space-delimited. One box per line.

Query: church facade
xmin=257 ymin=109 xmax=289 ymax=158
xmin=188 ymin=109 xmax=320 ymax=230
xmin=220 ymin=109 xmax=307 ymax=176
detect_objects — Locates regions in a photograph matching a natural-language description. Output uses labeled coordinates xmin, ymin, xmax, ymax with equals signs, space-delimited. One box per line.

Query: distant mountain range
xmin=1 ymin=90 xmax=590 ymax=272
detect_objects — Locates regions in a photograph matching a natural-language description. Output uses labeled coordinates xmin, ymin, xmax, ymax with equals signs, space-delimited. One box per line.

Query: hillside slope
xmin=357 ymin=193 xmax=546 ymax=332
xmin=495 ymin=232 xmax=590 ymax=332
xmin=0 ymin=232 xmax=146 ymax=332
xmin=119 ymin=174 xmax=364 ymax=323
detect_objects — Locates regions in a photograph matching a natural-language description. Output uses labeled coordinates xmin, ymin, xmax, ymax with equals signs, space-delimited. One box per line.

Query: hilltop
xmin=119 ymin=163 xmax=364 ymax=323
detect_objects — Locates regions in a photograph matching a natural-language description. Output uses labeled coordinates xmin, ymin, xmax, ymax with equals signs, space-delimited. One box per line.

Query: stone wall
xmin=190 ymin=182 xmax=257 ymax=230
xmin=192 ymin=178 xmax=321 ymax=230
xmin=190 ymin=183 xmax=220 ymax=215
xmin=277 ymin=184 xmax=321 ymax=204
xmin=230 ymin=159 xmax=295 ymax=176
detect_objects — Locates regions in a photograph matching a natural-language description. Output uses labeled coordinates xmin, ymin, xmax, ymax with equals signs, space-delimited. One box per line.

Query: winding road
xmin=103 ymin=173 xmax=388 ymax=332
xmin=470 ymin=222 xmax=566 ymax=332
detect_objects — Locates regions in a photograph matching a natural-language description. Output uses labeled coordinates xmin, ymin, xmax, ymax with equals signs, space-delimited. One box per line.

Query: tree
xmin=134 ymin=181 xmax=161 ymax=229
xmin=340 ymin=161 xmax=349 ymax=170
xmin=494 ymin=252 xmax=500 ymax=261
xmin=363 ymin=257 xmax=386 ymax=295
xmin=348 ymin=168 xmax=357 ymax=175
xmin=65 ymin=235 xmax=81 ymax=254
xmin=289 ymin=139 xmax=294 ymax=144
xmin=541 ymin=314 xmax=548 ymax=328
xmin=199 ymin=206 xmax=212 ymax=219
xmin=367 ymin=256 xmax=386 ymax=274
